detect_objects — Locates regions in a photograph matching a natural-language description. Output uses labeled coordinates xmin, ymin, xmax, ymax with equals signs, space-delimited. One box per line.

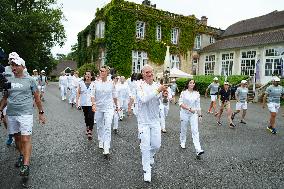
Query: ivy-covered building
xmin=77 ymin=0 xmax=221 ymax=77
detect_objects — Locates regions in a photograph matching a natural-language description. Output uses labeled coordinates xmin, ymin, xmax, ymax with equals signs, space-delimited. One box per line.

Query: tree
xmin=0 ymin=0 xmax=66 ymax=74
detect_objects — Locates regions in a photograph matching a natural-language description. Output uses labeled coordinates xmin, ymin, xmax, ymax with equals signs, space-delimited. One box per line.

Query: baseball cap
xmin=8 ymin=52 xmax=19 ymax=60
xmin=224 ymin=81 xmax=229 ymax=85
xmin=41 ymin=70 xmax=45 ymax=73
xmin=241 ymin=80 xmax=247 ymax=84
xmin=11 ymin=57 xmax=25 ymax=67
xmin=213 ymin=77 xmax=218 ymax=81
xmin=273 ymin=76 xmax=280 ymax=82
xmin=33 ymin=69 xmax=38 ymax=72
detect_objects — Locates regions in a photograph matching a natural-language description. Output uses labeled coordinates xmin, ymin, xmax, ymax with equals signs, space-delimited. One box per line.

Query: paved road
xmin=0 ymin=83 xmax=284 ymax=188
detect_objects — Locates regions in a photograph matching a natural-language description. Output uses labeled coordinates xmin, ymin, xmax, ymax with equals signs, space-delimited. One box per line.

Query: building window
xmin=156 ymin=25 xmax=161 ymax=41
xmin=136 ymin=21 xmax=145 ymax=39
xmin=99 ymin=51 xmax=106 ymax=67
xmin=194 ymin=34 xmax=201 ymax=49
xmin=170 ymin=55 xmax=180 ymax=69
xmin=171 ymin=28 xmax=179 ymax=44
xmin=205 ymin=55 xmax=215 ymax=75
xmin=265 ymin=48 xmax=282 ymax=76
xmin=87 ymin=34 xmax=91 ymax=47
xmin=95 ymin=21 xmax=105 ymax=38
xmin=241 ymin=50 xmax=256 ymax=76
xmin=132 ymin=51 xmax=147 ymax=73
xmin=221 ymin=53 xmax=234 ymax=76
xmin=209 ymin=36 xmax=215 ymax=44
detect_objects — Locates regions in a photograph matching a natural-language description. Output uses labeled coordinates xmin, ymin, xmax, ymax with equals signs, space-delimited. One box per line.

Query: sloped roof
xmin=51 ymin=60 xmax=77 ymax=76
xmin=202 ymin=29 xmax=284 ymax=52
xmin=221 ymin=10 xmax=284 ymax=38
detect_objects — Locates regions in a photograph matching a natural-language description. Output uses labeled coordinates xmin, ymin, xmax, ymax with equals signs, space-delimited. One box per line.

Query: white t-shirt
xmin=78 ymin=81 xmax=95 ymax=106
xmin=91 ymin=80 xmax=117 ymax=112
xmin=59 ymin=75 xmax=68 ymax=86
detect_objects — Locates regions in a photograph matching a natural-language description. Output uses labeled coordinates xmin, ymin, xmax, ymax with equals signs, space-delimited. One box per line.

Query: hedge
xmin=176 ymin=75 xmax=250 ymax=95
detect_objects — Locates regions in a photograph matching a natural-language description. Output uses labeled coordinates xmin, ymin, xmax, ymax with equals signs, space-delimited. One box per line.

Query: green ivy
xmin=77 ymin=0 xmax=215 ymax=77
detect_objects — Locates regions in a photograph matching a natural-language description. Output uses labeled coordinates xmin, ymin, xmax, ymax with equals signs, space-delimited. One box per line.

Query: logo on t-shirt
xmin=12 ymin=83 xmax=24 ymax=89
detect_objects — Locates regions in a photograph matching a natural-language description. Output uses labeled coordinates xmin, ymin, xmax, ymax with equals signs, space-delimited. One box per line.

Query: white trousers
xmin=113 ymin=110 xmax=119 ymax=129
xmin=139 ymin=122 xmax=161 ymax=172
xmin=96 ymin=111 xmax=114 ymax=151
xmin=60 ymin=85 xmax=67 ymax=99
xmin=69 ymin=87 xmax=77 ymax=104
xmin=160 ymin=105 xmax=169 ymax=130
xmin=180 ymin=112 xmax=202 ymax=153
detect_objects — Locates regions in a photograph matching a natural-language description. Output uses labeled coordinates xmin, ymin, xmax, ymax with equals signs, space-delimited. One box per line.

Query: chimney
xmin=200 ymin=16 xmax=208 ymax=26
xmin=142 ymin=0 xmax=151 ymax=6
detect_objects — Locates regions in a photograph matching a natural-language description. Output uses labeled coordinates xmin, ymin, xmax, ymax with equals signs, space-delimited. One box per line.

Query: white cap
xmin=11 ymin=57 xmax=25 ymax=67
xmin=224 ymin=81 xmax=229 ymax=85
xmin=8 ymin=52 xmax=19 ymax=60
xmin=33 ymin=69 xmax=37 ymax=72
xmin=273 ymin=76 xmax=280 ymax=82
xmin=213 ymin=77 xmax=218 ymax=81
xmin=241 ymin=80 xmax=247 ymax=84
xmin=41 ymin=70 xmax=45 ymax=73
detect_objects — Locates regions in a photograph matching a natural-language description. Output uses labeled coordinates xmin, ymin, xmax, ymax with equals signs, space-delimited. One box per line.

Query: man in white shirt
xmin=59 ymin=72 xmax=68 ymax=100
xmin=136 ymin=64 xmax=167 ymax=182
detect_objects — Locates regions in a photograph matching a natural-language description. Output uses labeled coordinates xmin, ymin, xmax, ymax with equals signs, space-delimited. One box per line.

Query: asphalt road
xmin=0 ymin=82 xmax=283 ymax=188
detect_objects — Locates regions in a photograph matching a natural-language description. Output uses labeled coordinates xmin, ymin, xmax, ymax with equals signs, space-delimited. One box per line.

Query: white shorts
xmin=38 ymin=85 xmax=46 ymax=92
xmin=267 ymin=102 xmax=280 ymax=113
xmin=236 ymin=102 xmax=247 ymax=110
xmin=3 ymin=106 xmax=7 ymax=116
xmin=210 ymin=95 xmax=217 ymax=101
xmin=7 ymin=115 xmax=33 ymax=135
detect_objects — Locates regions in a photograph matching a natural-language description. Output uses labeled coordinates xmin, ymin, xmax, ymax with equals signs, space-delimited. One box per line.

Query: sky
xmin=51 ymin=0 xmax=284 ymax=56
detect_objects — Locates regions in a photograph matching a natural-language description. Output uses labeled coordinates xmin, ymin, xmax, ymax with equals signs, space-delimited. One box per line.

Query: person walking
xmin=136 ymin=64 xmax=167 ymax=182
xmin=205 ymin=77 xmax=220 ymax=114
xmin=216 ymin=82 xmax=236 ymax=128
xmin=170 ymin=79 xmax=179 ymax=104
xmin=38 ymin=70 xmax=48 ymax=101
xmin=262 ymin=76 xmax=284 ymax=134
xmin=59 ymin=72 xmax=68 ymax=101
xmin=231 ymin=80 xmax=249 ymax=124
xmin=179 ymin=79 xmax=204 ymax=158
xmin=76 ymin=71 xmax=95 ymax=140
xmin=0 ymin=56 xmax=46 ymax=177
xmin=91 ymin=66 xmax=118 ymax=159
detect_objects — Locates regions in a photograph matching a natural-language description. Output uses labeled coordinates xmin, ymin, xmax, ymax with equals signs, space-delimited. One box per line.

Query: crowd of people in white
xmin=57 ymin=64 xmax=283 ymax=183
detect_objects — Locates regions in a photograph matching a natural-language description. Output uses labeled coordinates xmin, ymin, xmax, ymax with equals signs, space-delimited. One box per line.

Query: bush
xmin=176 ymin=75 xmax=250 ymax=95
xmin=77 ymin=63 xmax=99 ymax=77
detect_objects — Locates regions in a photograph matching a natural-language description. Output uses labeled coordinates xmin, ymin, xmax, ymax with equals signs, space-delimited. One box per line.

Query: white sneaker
xmin=99 ymin=142 xmax=103 ymax=149
xmin=62 ymin=97 xmax=64 ymax=101
xmin=180 ymin=143 xmax=186 ymax=149
xmin=103 ymin=147 xmax=110 ymax=155
xmin=150 ymin=156 xmax=154 ymax=165
xmin=143 ymin=171 xmax=151 ymax=182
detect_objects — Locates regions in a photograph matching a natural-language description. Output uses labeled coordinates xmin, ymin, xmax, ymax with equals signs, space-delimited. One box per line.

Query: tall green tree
xmin=0 ymin=0 xmax=66 ymax=74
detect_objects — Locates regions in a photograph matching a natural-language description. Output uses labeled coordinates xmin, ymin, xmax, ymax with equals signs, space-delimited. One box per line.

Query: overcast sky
xmin=51 ymin=0 xmax=284 ymax=56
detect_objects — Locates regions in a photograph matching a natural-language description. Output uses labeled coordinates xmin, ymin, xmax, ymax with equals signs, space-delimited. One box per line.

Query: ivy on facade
xmin=77 ymin=0 xmax=213 ymax=76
